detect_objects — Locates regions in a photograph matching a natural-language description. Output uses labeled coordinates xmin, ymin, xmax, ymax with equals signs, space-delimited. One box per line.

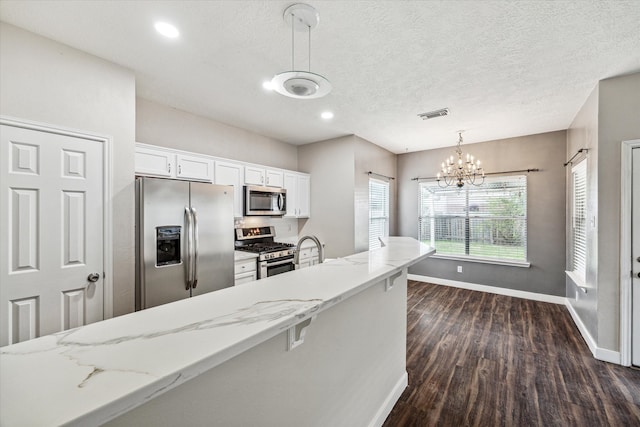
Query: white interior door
xmin=0 ymin=124 xmax=104 ymax=346
xmin=632 ymin=147 xmax=640 ymax=366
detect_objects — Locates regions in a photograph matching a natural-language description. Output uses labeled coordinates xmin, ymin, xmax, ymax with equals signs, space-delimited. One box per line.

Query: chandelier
xmin=436 ymin=132 xmax=484 ymax=188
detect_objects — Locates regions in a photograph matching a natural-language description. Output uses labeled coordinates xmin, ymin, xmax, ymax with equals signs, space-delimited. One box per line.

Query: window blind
xmin=571 ymin=160 xmax=587 ymax=279
xmin=369 ymin=178 xmax=389 ymax=250
xmin=419 ymin=175 xmax=527 ymax=262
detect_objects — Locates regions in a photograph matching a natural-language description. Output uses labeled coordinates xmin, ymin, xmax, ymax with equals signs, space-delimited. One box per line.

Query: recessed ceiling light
xmin=321 ymin=111 xmax=334 ymax=120
xmin=262 ymin=81 xmax=274 ymax=91
xmin=154 ymin=22 xmax=179 ymax=39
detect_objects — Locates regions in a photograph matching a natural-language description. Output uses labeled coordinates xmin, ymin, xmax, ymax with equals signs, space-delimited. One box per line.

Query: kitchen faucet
xmin=294 ymin=235 xmax=324 ymax=267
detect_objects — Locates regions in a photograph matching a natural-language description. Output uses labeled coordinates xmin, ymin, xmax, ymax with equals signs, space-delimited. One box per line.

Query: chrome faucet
xmin=294 ymin=235 xmax=324 ymax=267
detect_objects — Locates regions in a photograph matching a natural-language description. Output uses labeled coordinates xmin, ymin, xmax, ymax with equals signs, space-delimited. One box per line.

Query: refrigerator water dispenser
xmin=156 ymin=226 xmax=181 ymax=266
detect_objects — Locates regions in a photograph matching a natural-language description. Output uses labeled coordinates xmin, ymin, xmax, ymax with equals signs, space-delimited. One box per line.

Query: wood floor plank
xmin=383 ymin=281 xmax=640 ymax=426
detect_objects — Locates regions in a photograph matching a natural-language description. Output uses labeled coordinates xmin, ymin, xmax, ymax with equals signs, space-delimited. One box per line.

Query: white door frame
xmin=0 ymin=116 xmax=114 ymax=319
xmin=620 ymin=138 xmax=640 ymax=366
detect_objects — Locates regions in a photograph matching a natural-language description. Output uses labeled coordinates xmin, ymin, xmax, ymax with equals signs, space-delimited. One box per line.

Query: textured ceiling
xmin=1 ymin=1 xmax=639 ymax=153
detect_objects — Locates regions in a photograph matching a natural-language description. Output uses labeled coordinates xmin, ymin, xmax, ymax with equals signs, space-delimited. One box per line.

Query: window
xmin=571 ymin=160 xmax=587 ymax=280
xmin=419 ymin=175 xmax=527 ymax=262
xmin=369 ymin=178 xmax=389 ymax=250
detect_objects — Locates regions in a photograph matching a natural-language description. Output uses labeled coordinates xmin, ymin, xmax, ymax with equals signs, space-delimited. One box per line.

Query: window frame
xmin=570 ymin=159 xmax=587 ymax=281
xmin=418 ymin=175 xmax=530 ymax=267
xmin=369 ymin=178 xmax=390 ymax=250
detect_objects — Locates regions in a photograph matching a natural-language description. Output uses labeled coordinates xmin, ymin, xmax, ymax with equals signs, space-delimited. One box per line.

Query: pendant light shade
xmin=271 ymin=3 xmax=331 ymax=99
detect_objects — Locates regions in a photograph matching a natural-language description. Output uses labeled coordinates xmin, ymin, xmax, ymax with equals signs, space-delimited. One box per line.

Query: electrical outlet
xmin=457 ymin=266 xmax=463 ymax=273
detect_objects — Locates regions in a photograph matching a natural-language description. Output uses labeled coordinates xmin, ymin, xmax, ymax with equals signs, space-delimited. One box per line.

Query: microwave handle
xmin=277 ymin=193 xmax=285 ymax=211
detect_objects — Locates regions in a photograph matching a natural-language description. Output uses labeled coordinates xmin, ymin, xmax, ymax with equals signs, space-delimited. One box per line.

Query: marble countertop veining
xmin=0 ymin=237 xmax=434 ymax=427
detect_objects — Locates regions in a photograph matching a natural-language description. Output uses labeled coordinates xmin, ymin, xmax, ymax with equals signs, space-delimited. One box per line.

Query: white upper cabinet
xmin=297 ymin=174 xmax=310 ymax=217
xmin=135 ymin=145 xmax=173 ymax=177
xmin=244 ymin=165 xmax=265 ymax=186
xmin=265 ymin=169 xmax=284 ymax=188
xmin=135 ymin=144 xmax=212 ymax=182
xmin=284 ymin=172 xmax=311 ymax=218
xmin=176 ymin=153 xmax=214 ymax=182
xmin=214 ymin=160 xmax=244 ymax=218
xmin=244 ymin=165 xmax=284 ymax=188
xmin=136 ymin=144 xmax=308 ymax=217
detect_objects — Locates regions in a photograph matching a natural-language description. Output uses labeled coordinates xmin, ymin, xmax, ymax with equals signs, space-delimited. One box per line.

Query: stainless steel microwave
xmin=244 ymin=185 xmax=287 ymax=216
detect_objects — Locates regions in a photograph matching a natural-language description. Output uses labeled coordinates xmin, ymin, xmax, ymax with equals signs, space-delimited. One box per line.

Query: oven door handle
xmin=265 ymin=258 xmax=295 ymax=267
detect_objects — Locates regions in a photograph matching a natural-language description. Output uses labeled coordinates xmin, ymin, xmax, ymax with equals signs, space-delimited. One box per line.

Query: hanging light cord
xmin=308 ymin=23 xmax=311 ymax=72
xmin=291 ymin=13 xmax=295 ymax=70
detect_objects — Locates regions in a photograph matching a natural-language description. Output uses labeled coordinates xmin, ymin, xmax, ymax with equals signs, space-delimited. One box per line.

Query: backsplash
xmin=234 ymin=217 xmax=299 ymax=244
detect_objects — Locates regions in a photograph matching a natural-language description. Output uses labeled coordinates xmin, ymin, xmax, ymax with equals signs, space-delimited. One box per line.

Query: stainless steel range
xmin=235 ymin=226 xmax=296 ymax=279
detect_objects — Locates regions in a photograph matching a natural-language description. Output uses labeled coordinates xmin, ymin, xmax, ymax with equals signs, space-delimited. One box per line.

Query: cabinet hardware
xmin=168 ymin=163 xmax=171 ymax=173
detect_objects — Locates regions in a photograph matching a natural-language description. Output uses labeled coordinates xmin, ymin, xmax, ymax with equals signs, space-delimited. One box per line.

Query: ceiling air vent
xmin=418 ymin=108 xmax=450 ymax=120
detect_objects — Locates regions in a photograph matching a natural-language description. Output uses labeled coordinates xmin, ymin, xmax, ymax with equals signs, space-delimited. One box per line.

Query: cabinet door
xmin=176 ymin=154 xmax=214 ymax=182
xmin=215 ymin=161 xmax=244 ymax=218
xmin=265 ymin=169 xmax=284 ymax=188
xmin=135 ymin=146 xmax=174 ymax=177
xmin=244 ymin=166 xmax=265 ymax=186
xmin=283 ymin=173 xmax=298 ymax=218
xmin=297 ymin=174 xmax=311 ymax=218
xmin=235 ymin=271 xmax=257 ymax=285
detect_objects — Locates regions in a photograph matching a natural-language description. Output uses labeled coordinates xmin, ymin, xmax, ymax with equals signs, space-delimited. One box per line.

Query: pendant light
xmin=271 ymin=3 xmax=332 ymax=99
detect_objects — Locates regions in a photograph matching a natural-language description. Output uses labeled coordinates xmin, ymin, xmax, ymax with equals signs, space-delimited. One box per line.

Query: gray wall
xmin=298 ymin=135 xmax=397 ymax=258
xmin=136 ymin=98 xmax=298 ymax=171
xmin=566 ymin=85 xmax=599 ymax=341
xmin=596 ymin=73 xmax=640 ymax=351
xmin=0 ymin=23 xmax=137 ymax=316
xmin=298 ymin=136 xmax=356 ymax=258
xmin=398 ymin=131 xmax=567 ymax=296
xmin=567 ymin=72 xmax=640 ymax=352
xmin=354 ymin=136 xmax=398 ymax=253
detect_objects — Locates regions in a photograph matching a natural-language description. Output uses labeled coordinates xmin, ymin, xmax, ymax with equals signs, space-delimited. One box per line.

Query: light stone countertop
xmin=0 ymin=237 xmax=434 ymax=427
xmin=234 ymin=250 xmax=259 ymax=261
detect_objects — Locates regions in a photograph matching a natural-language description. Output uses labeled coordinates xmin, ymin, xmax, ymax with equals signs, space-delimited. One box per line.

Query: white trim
xmin=0 ymin=115 xmax=114 ymax=320
xmin=368 ymin=371 xmax=408 ymax=427
xmin=565 ymin=300 xmax=621 ymax=365
xmin=430 ymin=254 xmax=531 ymax=268
xmin=620 ymin=139 xmax=640 ymax=367
xmin=565 ymin=270 xmax=588 ymax=290
xmin=408 ymin=274 xmax=565 ymax=304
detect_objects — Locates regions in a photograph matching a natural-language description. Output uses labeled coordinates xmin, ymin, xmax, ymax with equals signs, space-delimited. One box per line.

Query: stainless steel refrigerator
xmin=135 ymin=177 xmax=234 ymax=310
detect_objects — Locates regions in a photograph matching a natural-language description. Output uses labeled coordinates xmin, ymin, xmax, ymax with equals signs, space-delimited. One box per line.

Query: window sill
xmin=430 ymin=253 xmax=531 ymax=268
xmin=565 ymin=270 xmax=587 ymax=289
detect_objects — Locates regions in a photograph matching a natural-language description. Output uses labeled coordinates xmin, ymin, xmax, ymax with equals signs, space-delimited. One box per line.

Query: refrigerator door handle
xmin=184 ymin=207 xmax=193 ymax=290
xmin=191 ymin=207 xmax=199 ymax=289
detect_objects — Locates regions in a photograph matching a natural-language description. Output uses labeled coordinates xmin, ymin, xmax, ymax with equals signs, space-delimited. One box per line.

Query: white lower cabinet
xmin=296 ymin=246 xmax=319 ymax=269
xmin=234 ymin=257 xmax=257 ymax=285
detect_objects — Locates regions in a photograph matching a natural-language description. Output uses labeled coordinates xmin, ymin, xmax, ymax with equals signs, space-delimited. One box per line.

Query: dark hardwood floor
xmin=383 ymin=281 xmax=640 ymax=427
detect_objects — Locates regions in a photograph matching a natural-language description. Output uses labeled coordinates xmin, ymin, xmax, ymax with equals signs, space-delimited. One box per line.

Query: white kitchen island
xmin=0 ymin=237 xmax=434 ymax=427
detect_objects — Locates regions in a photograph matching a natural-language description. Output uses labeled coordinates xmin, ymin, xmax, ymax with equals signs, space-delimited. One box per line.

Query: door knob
xmin=87 ymin=273 xmax=100 ymax=283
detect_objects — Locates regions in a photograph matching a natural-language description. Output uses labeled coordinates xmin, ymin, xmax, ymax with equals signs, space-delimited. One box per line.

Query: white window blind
xmin=571 ymin=160 xmax=587 ymax=280
xmin=369 ymin=178 xmax=389 ymax=250
xmin=419 ymin=175 xmax=527 ymax=262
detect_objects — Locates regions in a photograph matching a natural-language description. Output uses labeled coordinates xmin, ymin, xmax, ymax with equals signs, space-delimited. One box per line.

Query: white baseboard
xmin=564 ymin=301 xmax=621 ymax=365
xmin=369 ymin=371 xmax=408 ymax=427
xmin=408 ymin=274 xmax=566 ymax=304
